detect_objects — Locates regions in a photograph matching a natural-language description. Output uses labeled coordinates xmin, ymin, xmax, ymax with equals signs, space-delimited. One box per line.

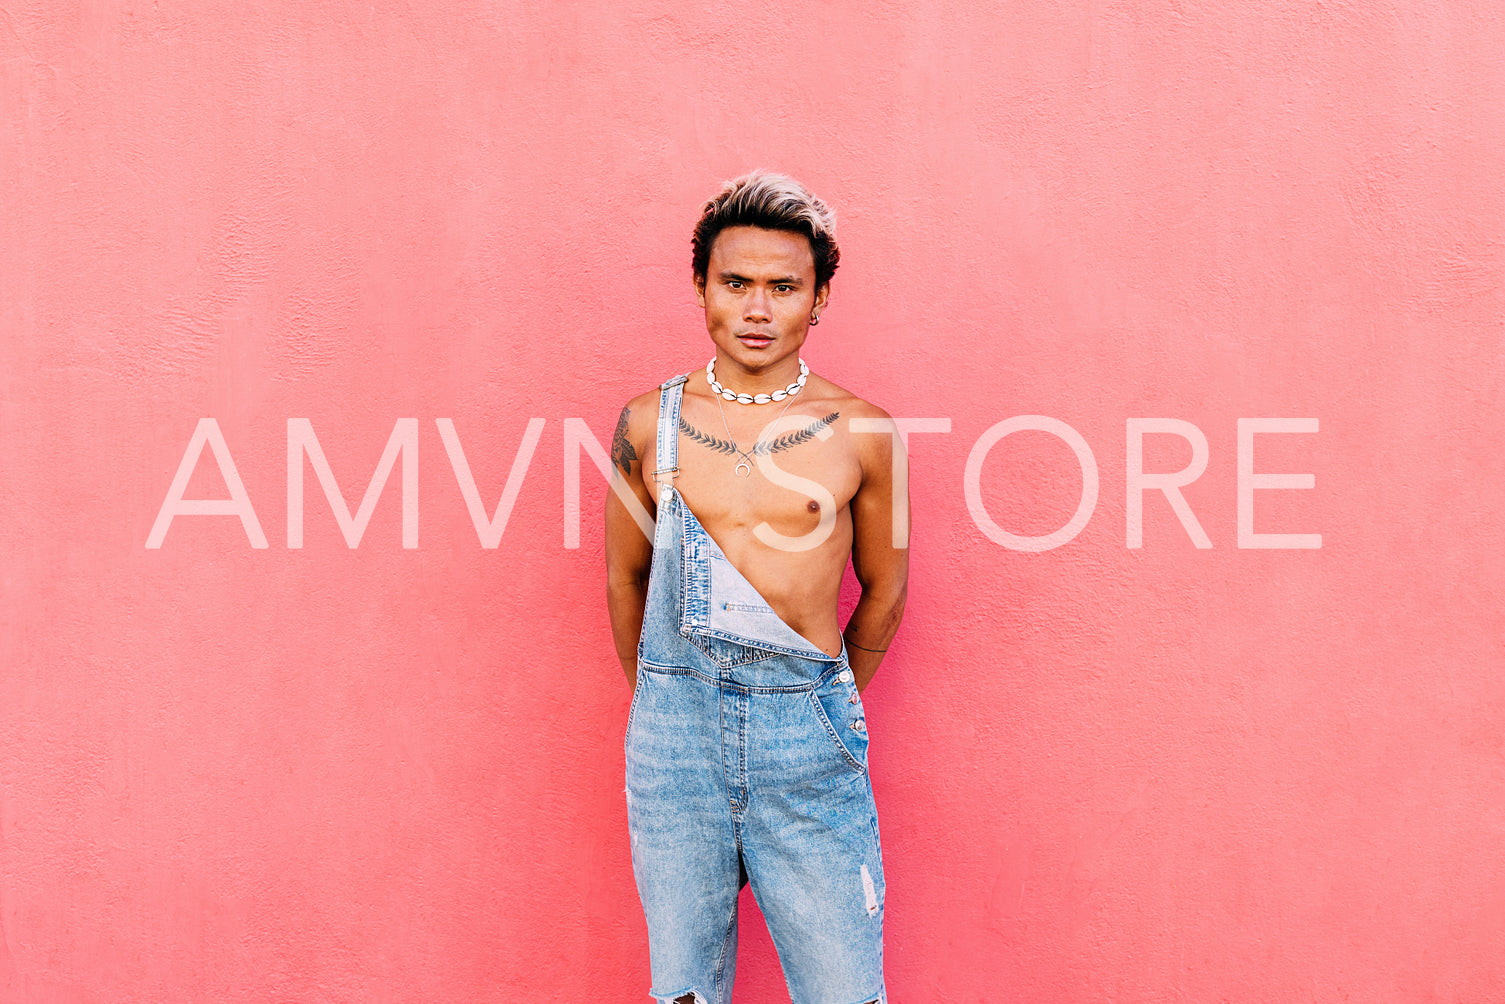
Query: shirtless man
xmin=606 ymin=172 xmax=908 ymax=1004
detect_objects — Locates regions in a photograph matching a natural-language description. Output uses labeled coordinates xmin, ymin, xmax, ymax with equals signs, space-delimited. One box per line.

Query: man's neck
xmin=711 ymin=353 xmax=802 ymax=396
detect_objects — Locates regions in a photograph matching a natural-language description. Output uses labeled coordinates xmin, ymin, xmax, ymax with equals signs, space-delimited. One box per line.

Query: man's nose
xmin=743 ymin=287 xmax=772 ymax=322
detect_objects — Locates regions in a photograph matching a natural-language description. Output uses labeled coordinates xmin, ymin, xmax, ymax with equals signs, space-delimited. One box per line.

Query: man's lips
xmin=737 ymin=333 xmax=774 ymax=345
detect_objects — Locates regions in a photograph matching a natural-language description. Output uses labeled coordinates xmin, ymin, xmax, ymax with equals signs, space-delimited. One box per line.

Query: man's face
xmin=695 ymin=225 xmax=829 ymax=376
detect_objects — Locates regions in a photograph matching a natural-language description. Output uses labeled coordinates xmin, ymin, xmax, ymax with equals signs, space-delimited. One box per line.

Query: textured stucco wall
xmin=2 ymin=1 xmax=1502 ymax=1001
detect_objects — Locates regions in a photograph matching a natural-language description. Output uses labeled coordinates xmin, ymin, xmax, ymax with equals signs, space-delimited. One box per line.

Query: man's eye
xmin=776 ymin=285 xmax=793 ymax=292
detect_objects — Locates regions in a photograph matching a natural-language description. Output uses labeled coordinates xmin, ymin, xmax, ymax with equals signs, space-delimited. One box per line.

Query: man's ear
xmin=693 ymin=273 xmax=706 ymax=307
xmin=813 ymin=282 xmax=830 ymax=315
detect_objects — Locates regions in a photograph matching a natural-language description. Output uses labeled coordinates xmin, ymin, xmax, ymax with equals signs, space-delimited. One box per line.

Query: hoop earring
xmin=809 ymin=314 xmax=820 ymax=326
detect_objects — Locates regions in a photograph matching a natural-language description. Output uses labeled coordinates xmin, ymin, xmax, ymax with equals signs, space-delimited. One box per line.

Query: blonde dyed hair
xmin=691 ymin=170 xmax=840 ymax=289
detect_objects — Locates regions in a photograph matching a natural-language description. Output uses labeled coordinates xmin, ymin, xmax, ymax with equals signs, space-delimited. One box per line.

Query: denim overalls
xmin=625 ymin=374 xmax=887 ymax=1004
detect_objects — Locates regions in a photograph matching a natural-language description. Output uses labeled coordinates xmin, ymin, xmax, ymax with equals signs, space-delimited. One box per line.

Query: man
xmin=605 ymin=171 xmax=908 ymax=1004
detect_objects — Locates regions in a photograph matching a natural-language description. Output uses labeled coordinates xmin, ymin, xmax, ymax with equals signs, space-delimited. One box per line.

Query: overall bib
xmin=625 ymin=374 xmax=887 ymax=1004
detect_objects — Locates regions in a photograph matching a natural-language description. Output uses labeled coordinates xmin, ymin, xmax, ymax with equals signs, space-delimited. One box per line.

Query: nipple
xmin=807 ymin=499 xmax=821 ymax=513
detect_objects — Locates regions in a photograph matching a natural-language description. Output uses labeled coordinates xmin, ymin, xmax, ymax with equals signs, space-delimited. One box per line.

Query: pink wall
xmin=3 ymin=1 xmax=1502 ymax=1000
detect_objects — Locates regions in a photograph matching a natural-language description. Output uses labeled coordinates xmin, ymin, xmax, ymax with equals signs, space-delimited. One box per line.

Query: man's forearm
xmin=841 ymin=586 xmax=906 ymax=692
xmin=607 ymin=579 xmax=649 ymax=690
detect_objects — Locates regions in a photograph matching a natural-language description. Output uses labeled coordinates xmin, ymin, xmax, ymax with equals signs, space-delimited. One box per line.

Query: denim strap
xmin=652 ymin=374 xmax=688 ymax=549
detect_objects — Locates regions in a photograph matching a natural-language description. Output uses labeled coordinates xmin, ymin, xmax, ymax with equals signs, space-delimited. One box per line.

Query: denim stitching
xmin=624 ymin=670 xmax=646 ymax=751
xmin=695 ymin=626 xmax=839 ymax=664
xmin=808 ymin=688 xmax=868 ymax=774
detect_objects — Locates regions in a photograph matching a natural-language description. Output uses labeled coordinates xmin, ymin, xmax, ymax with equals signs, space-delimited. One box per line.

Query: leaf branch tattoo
xmin=611 ymin=407 xmax=637 ymax=475
xmin=679 ymin=411 xmax=840 ymax=457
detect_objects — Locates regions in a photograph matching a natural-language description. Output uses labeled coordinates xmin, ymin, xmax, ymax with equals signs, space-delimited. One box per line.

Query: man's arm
xmin=843 ymin=411 xmax=910 ymax=692
xmin=605 ymin=397 xmax=658 ymax=691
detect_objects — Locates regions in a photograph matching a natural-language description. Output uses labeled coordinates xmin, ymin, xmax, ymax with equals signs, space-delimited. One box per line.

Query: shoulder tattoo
xmin=611 ymin=406 xmax=637 ymax=475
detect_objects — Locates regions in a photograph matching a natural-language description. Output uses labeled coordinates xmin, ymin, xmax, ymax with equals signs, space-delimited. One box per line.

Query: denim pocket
xmin=809 ymin=674 xmax=869 ymax=774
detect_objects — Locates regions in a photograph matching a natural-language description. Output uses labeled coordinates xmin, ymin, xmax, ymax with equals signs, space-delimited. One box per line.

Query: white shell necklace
xmin=706 ymin=356 xmax=809 ymax=404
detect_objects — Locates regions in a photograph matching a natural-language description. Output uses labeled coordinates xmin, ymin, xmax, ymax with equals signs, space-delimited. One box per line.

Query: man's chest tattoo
xmin=679 ymin=411 xmax=841 ymax=457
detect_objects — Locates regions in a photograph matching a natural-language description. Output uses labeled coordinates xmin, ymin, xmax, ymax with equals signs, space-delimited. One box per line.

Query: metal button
xmin=838 ymin=670 xmax=853 ymax=683
xmin=851 ymin=719 xmax=866 ymax=732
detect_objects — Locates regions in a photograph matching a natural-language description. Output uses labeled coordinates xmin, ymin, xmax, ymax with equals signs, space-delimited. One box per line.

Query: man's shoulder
xmin=808 ymin=373 xmax=895 ymax=427
xmin=806 ymin=374 xmax=902 ymax=479
xmin=617 ymin=385 xmax=662 ymax=418
xmin=615 ymin=370 xmax=702 ymax=447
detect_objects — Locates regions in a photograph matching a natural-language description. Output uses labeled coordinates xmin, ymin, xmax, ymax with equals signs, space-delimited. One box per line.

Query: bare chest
xmin=640 ymin=402 xmax=863 ymax=538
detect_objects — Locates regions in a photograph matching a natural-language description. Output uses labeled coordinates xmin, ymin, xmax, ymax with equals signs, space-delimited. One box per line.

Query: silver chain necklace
xmin=716 ymin=389 xmax=798 ymax=477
